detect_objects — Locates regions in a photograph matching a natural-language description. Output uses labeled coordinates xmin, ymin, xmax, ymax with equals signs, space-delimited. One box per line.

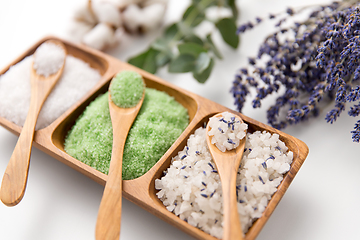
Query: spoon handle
xmin=0 ymin=85 xmax=44 ymax=206
xmin=95 ymin=98 xmax=141 ymax=240
xmin=207 ymin=122 xmax=246 ymax=240
xmin=0 ymin=66 xmax=65 ymax=206
xmin=217 ymin=159 xmax=245 ymax=240
xmin=95 ymin=130 xmax=124 ymax=240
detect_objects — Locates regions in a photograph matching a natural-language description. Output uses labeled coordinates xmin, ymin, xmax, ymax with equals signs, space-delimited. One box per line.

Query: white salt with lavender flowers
xmin=207 ymin=112 xmax=247 ymax=152
xmin=155 ymin=125 xmax=293 ymax=238
xmin=33 ymin=42 xmax=65 ymax=77
xmin=0 ymin=45 xmax=102 ymax=130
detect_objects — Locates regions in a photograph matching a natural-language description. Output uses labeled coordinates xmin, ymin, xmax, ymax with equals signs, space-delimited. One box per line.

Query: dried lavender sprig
xmin=231 ymin=0 xmax=360 ymax=142
xmin=351 ymin=120 xmax=360 ymax=142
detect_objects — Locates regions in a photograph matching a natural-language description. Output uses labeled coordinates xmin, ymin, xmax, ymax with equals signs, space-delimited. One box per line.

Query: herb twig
xmin=128 ymin=0 xmax=240 ymax=83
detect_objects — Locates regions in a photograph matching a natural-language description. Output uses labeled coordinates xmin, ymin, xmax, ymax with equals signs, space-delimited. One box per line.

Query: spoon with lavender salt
xmin=0 ymin=40 xmax=66 ymax=206
xmin=95 ymin=71 xmax=145 ymax=240
xmin=206 ymin=112 xmax=248 ymax=240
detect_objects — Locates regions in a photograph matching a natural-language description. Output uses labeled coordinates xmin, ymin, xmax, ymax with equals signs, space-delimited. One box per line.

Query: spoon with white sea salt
xmin=206 ymin=112 xmax=248 ymax=240
xmin=0 ymin=40 xmax=66 ymax=206
xmin=95 ymin=71 xmax=145 ymax=240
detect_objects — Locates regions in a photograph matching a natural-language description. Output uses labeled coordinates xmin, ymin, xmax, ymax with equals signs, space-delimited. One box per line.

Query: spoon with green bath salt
xmin=0 ymin=40 xmax=66 ymax=206
xmin=96 ymin=70 xmax=145 ymax=240
xmin=206 ymin=112 xmax=248 ymax=240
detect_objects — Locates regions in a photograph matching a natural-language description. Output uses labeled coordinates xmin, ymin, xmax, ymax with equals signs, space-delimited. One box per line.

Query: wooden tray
xmin=0 ymin=36 xmax=309 ymax=240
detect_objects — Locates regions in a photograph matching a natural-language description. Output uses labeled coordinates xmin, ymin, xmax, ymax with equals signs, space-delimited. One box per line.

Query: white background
xmin=0 ymin=0 xmax=359 ymax=239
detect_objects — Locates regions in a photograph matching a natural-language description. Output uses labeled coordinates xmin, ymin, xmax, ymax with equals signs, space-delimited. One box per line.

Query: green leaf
xmin=226 ymin=0 xmax=238 ymax=19
xmin=193 ymin=58 xmax=214 ymax=83
xmin=151 ymin=38 xmax=170 ymax=52
xmin=194 ymin=52 xmax=211 ymax=74
xmin=216 ymin=18 xmax=239 ymax=48
xmin=192 ymin=0 xmax=202 ymax=5
xmin=156 ymin=51 xmax=172 ymax=67
xmin=164 ymin=23 xmax=179 ymax=41
xmin=177 ymin=22 xmax=193 ymax=37
xmin=184 ymin=34 xmax=204 ymax=45
xmin=197 ymin=0 xmax=217 ymax=10
xmin=178 ymin=43 xmax=207 ymax=58
xmin=168 ymin=54 xmax=196 ymax=73
xmin=182 ymin=5 xmax=205 ymax=27
xmin=128 ymin=48 xmax=159 ymax=74
xmin=152 ymin=23 xmax=182 ymax=52
xmin=205 ymin=34 xmax=223 ymax=59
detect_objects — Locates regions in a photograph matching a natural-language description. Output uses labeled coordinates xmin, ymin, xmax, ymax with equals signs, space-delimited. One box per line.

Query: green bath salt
xmin=109 ymin=71 xmax=145 ymax=108
xmin=64 ymin=88 xmax=189 ymax=180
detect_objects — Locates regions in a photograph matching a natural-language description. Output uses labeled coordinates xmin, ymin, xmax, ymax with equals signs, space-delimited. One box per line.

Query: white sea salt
xmin=33 ymin=42 xmax=66 ymax=77
xmin=0 ymin=54 xmax=102 ymax=130
xmin=208 ymin=112 xmax=248 ymax=152
xmin=156 ymin=126 xmax=293 ymax=239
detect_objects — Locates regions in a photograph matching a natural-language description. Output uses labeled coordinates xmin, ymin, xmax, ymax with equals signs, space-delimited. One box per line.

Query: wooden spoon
xmin=206 ymin=113 xmax=247 ymax=240
xmin=95 ymin=87 xmax=145 ymax=240
xmin=0 ymin=40 xmax=66 ymax=206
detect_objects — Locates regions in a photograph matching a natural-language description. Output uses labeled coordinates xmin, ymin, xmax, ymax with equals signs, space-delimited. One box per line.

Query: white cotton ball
xmin=68 ymin=21 xmax=94 ymax=43
xmin=141 ymin=3 xmax=166 ymax=32
xmin=113 ymin=26 xmax=125 ymax=43
xmin=92 ymin=1 xmax=122 ymax=27
xmin=122 ymin=3 xmax=166 ymax=33
xmin=73 ymin=0 xmax=97 ymax=25
xmin=82 ymin=23 xmax=115 ymax=50
xmin=122 ymin=4 xmax=143 ymax=33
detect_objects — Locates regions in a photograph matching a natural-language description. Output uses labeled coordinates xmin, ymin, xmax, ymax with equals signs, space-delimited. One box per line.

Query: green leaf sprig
xmin=128 ymin=0 xmax=239 ymax=83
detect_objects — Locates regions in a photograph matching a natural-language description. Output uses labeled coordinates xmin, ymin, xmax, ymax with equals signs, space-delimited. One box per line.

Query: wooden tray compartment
xmin=0 ymin=36 xmax=309 ymax=240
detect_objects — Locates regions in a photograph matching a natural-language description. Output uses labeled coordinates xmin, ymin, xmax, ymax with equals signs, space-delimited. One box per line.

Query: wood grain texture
xmin=0 ymin=40 xmax=66 ymax=206
xmin=206 ymin=113 xmax=246 ymax=240
xmin=95 ymin=88 xmax=145 ymax=240
xmin=0 ymin=36 xmax=309 ymax=239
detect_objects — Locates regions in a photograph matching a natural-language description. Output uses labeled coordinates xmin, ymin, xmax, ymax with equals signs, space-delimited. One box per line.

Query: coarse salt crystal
xmin=0 ymin=54 xmax=101 ymax=130
xmin=207 ymin=112 xmax=248 ymax=152
xmin=156 ymin=126 xmax=293 ymax=237
xmin=33 ymin=42 xmax=66 ymax=77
